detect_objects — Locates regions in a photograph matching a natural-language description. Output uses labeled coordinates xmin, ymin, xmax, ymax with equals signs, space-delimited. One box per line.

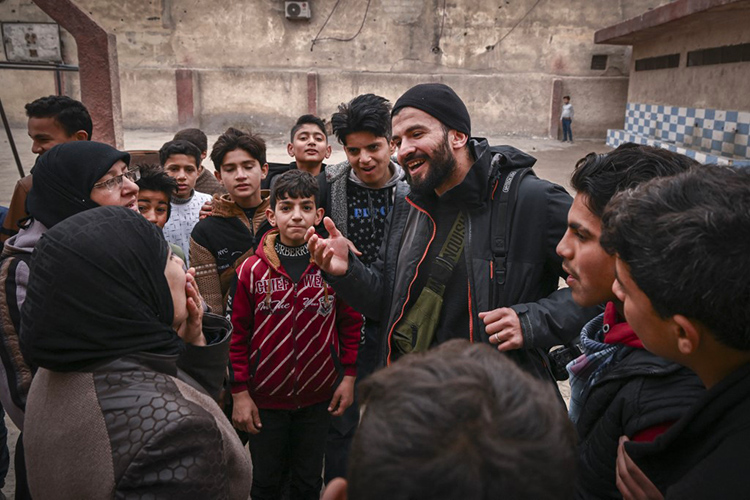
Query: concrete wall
xmin=627 ymin=9 xmax=750 ymax=111
xmin=1 ymin=0 xmax=671 ymax=138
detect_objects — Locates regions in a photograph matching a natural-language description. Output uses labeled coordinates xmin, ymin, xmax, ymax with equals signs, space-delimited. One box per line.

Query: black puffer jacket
xmin=329 ymin=138 xmax=598 ymax=383
xmin=573 ymin=318 xmax=704 ymax=499
xmin=24 ymin=314 xmax=251 ymax=499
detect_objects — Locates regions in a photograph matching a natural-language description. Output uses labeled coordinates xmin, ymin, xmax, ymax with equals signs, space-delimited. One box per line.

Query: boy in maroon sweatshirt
xmin=229 ymin=169 xmax=362 ymax=500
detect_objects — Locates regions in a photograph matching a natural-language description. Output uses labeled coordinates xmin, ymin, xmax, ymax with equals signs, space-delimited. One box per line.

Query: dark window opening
xmin=591 ymin=54 xmax=608 ymax=70
xmin=634 ymin=53 xmax=680 ymax=71
xmin=687 ymin=43 xmax=750 ymax=67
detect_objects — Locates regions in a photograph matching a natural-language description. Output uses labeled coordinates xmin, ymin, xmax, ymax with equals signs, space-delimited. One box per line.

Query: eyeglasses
xmin=92 ymin=168 xmax=141 ymax=192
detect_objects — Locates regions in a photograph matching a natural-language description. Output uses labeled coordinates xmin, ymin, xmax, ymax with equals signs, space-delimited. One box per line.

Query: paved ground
xmin=0 ymin=129 xmax=608 ymax=497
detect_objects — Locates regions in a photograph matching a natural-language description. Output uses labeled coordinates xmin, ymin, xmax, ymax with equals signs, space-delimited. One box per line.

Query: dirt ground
xmin=0 ymin=129 xmax=608 ymax=497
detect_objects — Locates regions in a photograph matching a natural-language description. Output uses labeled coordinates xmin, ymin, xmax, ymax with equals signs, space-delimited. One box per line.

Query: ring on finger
xmin=494 ymin=332 xmax=501 ymax=343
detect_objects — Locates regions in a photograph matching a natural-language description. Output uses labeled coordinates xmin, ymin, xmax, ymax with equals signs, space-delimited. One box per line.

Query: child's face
xmin=216 ymin=148 xmax=268 ymax=208
xmin=267 ymin=195 xmax=324 ymax=247
xmin=343 ymin=131 xmax=394 ymax=189
xmin=138 ymin=189 xmax=170 ymax=228
xmin=612 ymin=258 xmax=675 ymax=360
xmin=287 ymin=123 xmax=331 ymax=167
xmin=163 ymin=154 xmax=202 ymax=199
xmin=556 ymin=194 xmax=616 ymax=307
xmin=563 ymin=97 xmax=570 ymax=104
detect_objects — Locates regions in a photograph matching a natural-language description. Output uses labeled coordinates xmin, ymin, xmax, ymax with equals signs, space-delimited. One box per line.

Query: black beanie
xmin=392 ymin=83 xmax=471 ymax=136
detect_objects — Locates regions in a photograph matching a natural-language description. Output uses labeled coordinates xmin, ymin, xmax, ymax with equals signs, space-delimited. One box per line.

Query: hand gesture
xmin=306 ymin=217 xmax=359 ymax=277
xmin=176 ymin=269 xmax=206 ymax=346
xmin=616 ymin=436 xmax=664 ymax=500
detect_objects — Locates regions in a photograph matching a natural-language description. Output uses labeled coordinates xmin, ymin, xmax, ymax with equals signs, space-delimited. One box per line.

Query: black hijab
xmin=21 ymin=206 xmax=182 ymax=372
xmin=27 ymin=141 xmax=131 ymax=228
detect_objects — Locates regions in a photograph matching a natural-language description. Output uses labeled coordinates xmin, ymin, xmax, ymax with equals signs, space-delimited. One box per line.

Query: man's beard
xmin=405 ymin=130 xmax=457 ymax=196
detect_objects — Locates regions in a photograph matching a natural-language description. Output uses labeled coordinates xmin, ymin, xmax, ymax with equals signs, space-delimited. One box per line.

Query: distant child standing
xmin=561 ymin=95 xmax=574 ymax=142
xmin=160 ymin=139 xmax=213 ymax=266
xmin=229 ymin=169 xmax=361 ymax=500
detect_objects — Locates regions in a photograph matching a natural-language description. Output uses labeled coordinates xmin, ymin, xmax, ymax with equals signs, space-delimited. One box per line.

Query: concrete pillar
xmin=307 ymin=72 xmax=318 ymax=116
xmin=176 ymin=69 xmax=196 ymax=127
xmin=549 ymin=79 xmax=563 ymax=140
xmin=32 ymin=0 xmax=123 ymax=148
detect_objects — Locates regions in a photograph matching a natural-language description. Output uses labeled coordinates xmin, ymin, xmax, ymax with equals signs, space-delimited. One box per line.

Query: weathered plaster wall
xmin=1 ymin=0 xmax=671 ymax=138
xmin=627 ymin=7 xmax=750 ymax=111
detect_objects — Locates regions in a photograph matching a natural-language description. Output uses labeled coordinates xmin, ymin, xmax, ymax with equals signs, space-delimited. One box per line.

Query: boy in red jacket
xmin=229 ymin=169 xmax=362 ymax=500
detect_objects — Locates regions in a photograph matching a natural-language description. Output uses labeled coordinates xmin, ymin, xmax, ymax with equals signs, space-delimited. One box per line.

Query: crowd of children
xmin=0 ymin=92 xmax=748 ymax=500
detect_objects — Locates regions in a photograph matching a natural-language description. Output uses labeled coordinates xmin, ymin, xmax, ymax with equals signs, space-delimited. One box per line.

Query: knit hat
xmin=392 ymin=83 xmax=471 ymax=136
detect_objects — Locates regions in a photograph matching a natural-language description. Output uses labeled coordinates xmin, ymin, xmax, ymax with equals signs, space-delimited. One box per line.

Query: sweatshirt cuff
xmin=231 ymin=383 xmax=249 ymax=394
xmin=343 ymin=366 xmax=357 ymax=377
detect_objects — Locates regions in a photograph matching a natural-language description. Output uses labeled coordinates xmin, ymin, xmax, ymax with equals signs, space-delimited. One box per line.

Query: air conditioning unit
xmin=285 ymin=1 xmax=311 ymax=20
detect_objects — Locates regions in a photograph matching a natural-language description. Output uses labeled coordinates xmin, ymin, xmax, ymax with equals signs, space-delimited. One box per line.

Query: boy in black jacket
xmin=602 ymin=164 xmax=750 ymax=499
xmin=556 ymin=144 xmax=703 ymax=499
xmin=189 ymin=128 xmax=271 ymax=314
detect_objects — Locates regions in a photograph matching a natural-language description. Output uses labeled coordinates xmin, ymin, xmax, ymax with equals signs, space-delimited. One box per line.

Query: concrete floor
xmin=0 ymin=129 xmax=609 ymax=497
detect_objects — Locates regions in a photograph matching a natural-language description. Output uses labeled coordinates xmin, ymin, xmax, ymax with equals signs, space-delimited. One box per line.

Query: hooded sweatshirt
xmin=325 ymin=160 xmax=406 ymax=265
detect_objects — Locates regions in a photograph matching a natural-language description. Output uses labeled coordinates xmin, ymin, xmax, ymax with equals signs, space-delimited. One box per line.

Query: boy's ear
xmin=325 ymin=144 xmax=332 ymax=159
xmin=314 ymin=206 xmax=325 ymax=226
xmin=214 ymin=169 xmax=223 ymax=183
xmin=197 ymin=163 xmax=204 ymax=172
xmin=266 ymin=207 xmax=277 ymax=227
xmin=73 ymin=130 xmax=89 ymax=141
xmin=287 ymin=143 xmax=295 ymax=158
xmin=201 ymin=151 xmax=207 ymax=160
xmin=672 ymin=314 xmax=701 ymax=356
xmin=262 ymin=163 xmax=269 ymax=179
xmin=389 ymin=139 xmax=396 ymax=156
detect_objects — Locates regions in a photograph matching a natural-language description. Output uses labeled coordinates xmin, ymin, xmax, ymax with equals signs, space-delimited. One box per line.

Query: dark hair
xmin=571 ymin=143 xmax=698 ymax=218
xmin=158 ymin=140 xmax=202 ymax=169
xmin=349 ymin=340 xmax=577 ymax=500
xmin=601 ymin=164 xmax=750 ymax=351
xmin=270 ymin=169 xmax=319 ymax=209
xmin=290 ymin=114 xmax=327 ymax=142
xmin=563 ymin=95 xmax=571 ymax=100
xmin=210 ymin=127 xmax=266 ymax=170
xmin=25 ymin=95 xmax=93 ymax=139
xmin=173 ymin=128 xmax=208 ymax=153
xmin=331 ymin=94 xmax=391 ymax=145
xmin=136 ymin=164 xmax=178 ymax=199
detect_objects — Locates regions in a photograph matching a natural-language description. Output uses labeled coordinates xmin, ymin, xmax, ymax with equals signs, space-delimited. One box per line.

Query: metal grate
xmin=687 ymin=43 xmax=750 ymax=67
xmin=634 ymin=53 xmax=680 ymax=71
xmin=591 ymin=54 xmax=608 ymax=70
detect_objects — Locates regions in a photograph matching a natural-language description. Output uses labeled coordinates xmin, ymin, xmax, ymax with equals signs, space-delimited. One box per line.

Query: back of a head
xmin=210 ymin=127 xmax=266 ymax=170
xmin=601 ymin=164 xmax=750 ymax=351
xmin=21 ymin=206 xmax=180 ymax=372
xmin=173 ymin=128 xmax=208 ymax=153
xmin=571 ymin=143 xmax=698 ymax=217
xmin=25 ymin=95 xmax=93 ymax=139
xmin=331 ymin=94 xmax=392 ymax=145
xmin=349 ymin=340 xmax=576 ymax=500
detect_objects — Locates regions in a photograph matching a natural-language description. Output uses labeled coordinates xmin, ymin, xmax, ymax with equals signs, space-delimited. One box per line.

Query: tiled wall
xmin=606 ymin=103 xmax=750 ymax=166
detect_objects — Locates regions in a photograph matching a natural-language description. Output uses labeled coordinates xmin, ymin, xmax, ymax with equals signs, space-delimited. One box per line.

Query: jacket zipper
xmin=386 ymin=198 xmax=436 ymax=366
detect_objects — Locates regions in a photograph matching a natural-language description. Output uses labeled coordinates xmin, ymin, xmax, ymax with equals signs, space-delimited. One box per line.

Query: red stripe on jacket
xmin=229 ymin=231 xmax=362 ymax=410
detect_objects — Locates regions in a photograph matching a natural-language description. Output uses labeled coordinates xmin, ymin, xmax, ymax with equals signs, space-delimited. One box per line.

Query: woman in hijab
xmin=20 ymin=206 xmax=251 ymax=499
xmin=0 ymin=141 xmax=139 ymax=427
xmin=0 ymin=141 xmax=140 ymax=499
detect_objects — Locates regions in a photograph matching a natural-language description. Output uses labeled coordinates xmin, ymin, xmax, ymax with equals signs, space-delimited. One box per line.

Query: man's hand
xmin=616 ymin=436 xmax=664 ymax=500
xmin=480 ymin=307 xmax=524 ymax=352
xmin=176 ymin=270 xmax=206 ymax=346
xmin=329 ymin=375 xmax=355 ymax=416
xmin=232 ymin=391 xmax=262 ymax=434
xmin=199 ymin=200 xmax=213 ymax=220
xmin=306 ymin=217 xmax=357 ymax=277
